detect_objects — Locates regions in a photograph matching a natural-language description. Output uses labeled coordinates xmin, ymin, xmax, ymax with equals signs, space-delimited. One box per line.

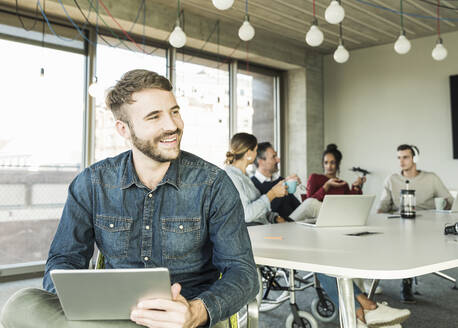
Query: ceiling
xmin=157 ymin=0 xmax=458 ymax=54
xmin=1 ymin=0 xmax=457 ymax=56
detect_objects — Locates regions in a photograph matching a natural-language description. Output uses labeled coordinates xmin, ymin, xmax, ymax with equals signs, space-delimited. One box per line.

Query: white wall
xmin=324 ymin=31 xmax=458 ymax=209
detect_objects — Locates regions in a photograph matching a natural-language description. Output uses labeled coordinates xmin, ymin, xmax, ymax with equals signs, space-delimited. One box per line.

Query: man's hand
xmin=267 ymin=180 xmax=288 ymax=201
xmin=285 ymin=174 xmax=302 ymax=185
xmin=275 ymin=216 xmax=287 ymax=223
xmin=130 ymin=283 xmax=208 ymax=328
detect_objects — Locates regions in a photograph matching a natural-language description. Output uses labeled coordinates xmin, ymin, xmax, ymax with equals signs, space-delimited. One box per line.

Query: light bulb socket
xmin=40 ymin=67 xmax=45 ymax=77
xmin=312 ymin=18 xmax=318 ymax=26
xmin=338 ymin=38 xmax=344 ymax=46
xmin=436 ymin=37 xmax=443 ymax=45
xmin=400 ymin=29 xmax=406 ymax=36
xmin=244 ymin=14 xmax=250 ymax=22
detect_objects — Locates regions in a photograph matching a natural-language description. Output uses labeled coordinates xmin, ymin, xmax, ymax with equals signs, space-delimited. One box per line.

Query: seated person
xmin=0 ymin=70 xmax=259 ymax=328
xmin=377 ymin=144 xmax=453 ymax=304
xmin=377 ymin=144 xmax=453 ymax=213
xmin=224 ymin=133 xmax=289 ymax=225
xmin=251 ymin=142 xmax=301 ymax=220
xmin=290 ymin=144 xmax=365 ymax=221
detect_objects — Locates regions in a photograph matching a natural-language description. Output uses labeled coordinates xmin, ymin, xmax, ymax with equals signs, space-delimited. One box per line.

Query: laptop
xmin=51 ymin=268 xmax=171 ymax=320
xmin=296 ymin=195 xmax=375 ymax=227
xmin=435 ymin=193 xmax=458 ymax=213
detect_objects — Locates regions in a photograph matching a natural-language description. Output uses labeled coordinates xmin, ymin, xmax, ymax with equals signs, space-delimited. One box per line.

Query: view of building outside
xmin=237 ymin=68 xmax=276 ymax=146
xmin=176 ymin=56 xmax=230 ymax=168
xmin=94 ymin=41 xmax=167 ymax=162
xmin=0 ymin=38 xmax=85 ymax=266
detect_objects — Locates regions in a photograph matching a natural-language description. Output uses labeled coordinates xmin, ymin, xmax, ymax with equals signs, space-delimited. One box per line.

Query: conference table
xmin=247 ymin=211 xmax=458 ymax=328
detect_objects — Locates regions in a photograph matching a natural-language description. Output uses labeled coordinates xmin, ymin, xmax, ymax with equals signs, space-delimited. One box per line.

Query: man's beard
xmin=270 ymin=164 xmax=279 ymax=175
xmin=130 ymin=128 xmax=182 ymax=163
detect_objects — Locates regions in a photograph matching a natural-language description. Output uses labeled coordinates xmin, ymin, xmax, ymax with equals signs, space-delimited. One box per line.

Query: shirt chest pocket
xmin=161 ymin=217 xmax=201 ymax=260
xmin=95 ymin=215 xmax=133 ymax=259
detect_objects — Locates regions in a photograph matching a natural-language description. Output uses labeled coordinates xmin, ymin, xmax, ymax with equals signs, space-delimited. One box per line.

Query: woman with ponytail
xmin=224 ymin=133 xmax=288 ymax=225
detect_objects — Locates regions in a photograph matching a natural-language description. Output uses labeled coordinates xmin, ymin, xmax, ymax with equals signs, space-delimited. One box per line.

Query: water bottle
xmin=400 ymin=180 xmax=416 ymax=219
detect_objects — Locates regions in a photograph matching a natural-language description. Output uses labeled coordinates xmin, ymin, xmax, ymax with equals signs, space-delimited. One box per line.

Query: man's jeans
xmin=1 ymin=288 xmax=230 ymax=328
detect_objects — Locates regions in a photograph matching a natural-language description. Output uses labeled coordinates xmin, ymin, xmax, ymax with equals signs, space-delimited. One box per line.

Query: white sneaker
xmin=364 ymin=279 xmax=383 ymax=295
xmin=357 ymin=319 xmax=402 ymax=328
xmin=364 ymin=302 xmax=410 ymax=327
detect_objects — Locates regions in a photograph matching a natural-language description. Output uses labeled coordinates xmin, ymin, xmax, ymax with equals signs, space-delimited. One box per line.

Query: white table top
xmin=248 ymin=211 xmax=458 ymax=279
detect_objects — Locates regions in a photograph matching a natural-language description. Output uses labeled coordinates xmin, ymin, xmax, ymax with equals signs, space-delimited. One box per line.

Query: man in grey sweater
xmin=377 ymin=144 xmax=453 ymax=304
xmin=377 ymin=144 xmax=453 ymax=213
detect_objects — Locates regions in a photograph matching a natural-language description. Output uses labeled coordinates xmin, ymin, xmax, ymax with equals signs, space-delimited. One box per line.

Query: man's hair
xmin=105 ymin=69 xmax=173 ymax=123
xmin=397 ymin=144 xmax=419 ymax=158
xmin=254 ymin=142 xmax=274 ymax=167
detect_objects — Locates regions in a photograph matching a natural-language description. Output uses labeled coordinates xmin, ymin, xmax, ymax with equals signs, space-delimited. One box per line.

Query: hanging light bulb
xmin=306 ymin=21 xmax=324 ymax=47
xmin=394 ymin=31 xmax=411 ymax=55
xmin=239 ymin=1 xmax=255 ymax=41
xmin=334 ymin=23 xmax=349 ymax=63
xmin=334 ymin=43 xmax=349 ymax=63
xmin=212 ymin=0 xmax=234 ymax=10
xmin=325 ymin=0 xmax=345 ymax=25
xmin=239 ymin=16 xmax=255 ymax=41
xmin=169 ymin=1 xmax=186 ymax=48
xmin=432 ymin=1 xmax=447 ymax=61
xmin=88 ymin=77 xmax=104 ymax=99
xmin=432 ymin=38 xmax=447 ymax=61
xmin=394 ymin=1 xmax=410 ymax=55
xmin=169 ymin=24 xmax=187 ymax=48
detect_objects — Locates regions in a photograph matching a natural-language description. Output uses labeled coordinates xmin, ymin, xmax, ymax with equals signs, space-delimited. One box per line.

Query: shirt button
xmin=109 ymin=224 xmax=114 ymax=228
xmin=148 ymin=194 xmax=152 ymax=198
xmin=179 ymin=224 xmax=184 ymax=230
xmin=145 ymin=225 xmax=150 ymax=230
xmin=144 ymin=256 xmax=149 ymax=261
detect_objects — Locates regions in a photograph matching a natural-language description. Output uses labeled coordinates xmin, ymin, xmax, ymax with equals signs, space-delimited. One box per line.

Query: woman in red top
xmin=306 ymin=144 xmax=365 ymax=200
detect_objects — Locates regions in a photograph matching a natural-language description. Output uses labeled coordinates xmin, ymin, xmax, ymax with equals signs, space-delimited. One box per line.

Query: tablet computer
xmin=51 ymin=268 xmax=171 ymax=320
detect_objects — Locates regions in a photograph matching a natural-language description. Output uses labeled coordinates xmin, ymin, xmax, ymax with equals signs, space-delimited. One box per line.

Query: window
xmin=176 ymin=55 xmax=230 ymax=167
xmin=94 ymin=39 xmax=167 ymax=162
xmin=0 ymin=38 xmax=85 ymax=266
xmin=237 ymin=68 xmax=278 ymax=146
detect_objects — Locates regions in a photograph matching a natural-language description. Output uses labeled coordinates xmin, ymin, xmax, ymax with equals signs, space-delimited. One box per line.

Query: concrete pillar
xmin=283 ymin=53 xmax=323 ymax=182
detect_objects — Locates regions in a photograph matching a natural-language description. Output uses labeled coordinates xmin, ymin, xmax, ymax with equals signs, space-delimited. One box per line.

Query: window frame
xmin=0 ymin=13 xmax=283 ymax=278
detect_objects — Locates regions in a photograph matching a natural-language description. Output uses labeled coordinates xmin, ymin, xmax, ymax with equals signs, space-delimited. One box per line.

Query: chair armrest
xmin=246 ymin=298 xmax=259 ymax=328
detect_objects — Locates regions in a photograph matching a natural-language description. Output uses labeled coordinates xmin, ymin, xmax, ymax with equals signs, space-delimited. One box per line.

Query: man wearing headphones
xmin=377 ymin=144 xmax=453 ymax=213
xmin=377 ymin=144 xmax=453 ymax=303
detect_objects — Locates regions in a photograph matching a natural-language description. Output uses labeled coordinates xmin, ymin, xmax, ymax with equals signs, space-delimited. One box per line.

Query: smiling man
xmin=1 ymin=70 xmax=258 ymax=328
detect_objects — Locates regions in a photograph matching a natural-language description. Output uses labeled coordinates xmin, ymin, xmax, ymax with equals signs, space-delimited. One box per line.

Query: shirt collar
xmin=121 ymin=150 xmax=180 ymax=190
xmin=254 ymin=170 xmax=280 ymax=182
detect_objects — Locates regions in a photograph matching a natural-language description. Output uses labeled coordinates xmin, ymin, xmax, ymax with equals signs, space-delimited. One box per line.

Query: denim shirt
xmin=43 ymin=150 xmax=259 ymax=327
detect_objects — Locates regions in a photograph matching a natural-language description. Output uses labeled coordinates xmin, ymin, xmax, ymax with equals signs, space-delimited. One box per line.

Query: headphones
xmin=410 ymin=145 xmax=420 ymax=164
xmin=444 ymin=223 xmax=458 ymax=235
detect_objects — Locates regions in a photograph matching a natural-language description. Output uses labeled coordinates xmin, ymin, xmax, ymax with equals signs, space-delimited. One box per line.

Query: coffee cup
xmin=285 ymin=180 xmax=297 ymax=194
xmin=435 ymin=197 xmax=447 ymax=210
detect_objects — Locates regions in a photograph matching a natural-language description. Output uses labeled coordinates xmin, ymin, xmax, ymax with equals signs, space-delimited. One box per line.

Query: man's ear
xmin=115 ymin=120 xmax=131 ymax=141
